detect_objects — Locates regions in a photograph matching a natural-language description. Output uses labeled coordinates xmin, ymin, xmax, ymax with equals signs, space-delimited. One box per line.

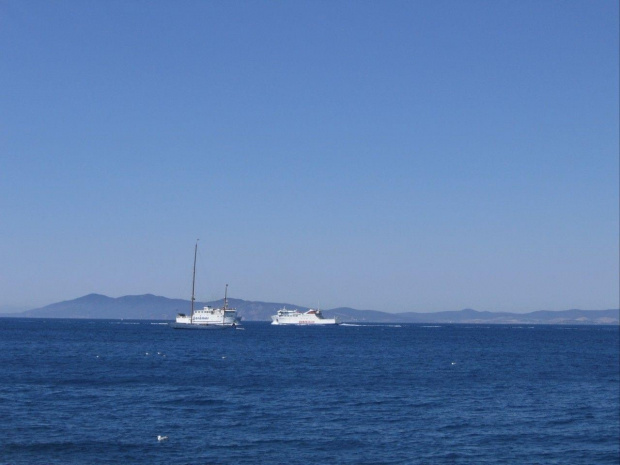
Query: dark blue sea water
xmin=0 ymin=319 xmax=618 ymax=464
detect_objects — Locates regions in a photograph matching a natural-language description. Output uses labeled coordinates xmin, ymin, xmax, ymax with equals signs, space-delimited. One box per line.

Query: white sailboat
xmin=171 ymin=242 xmax=240 ymax=329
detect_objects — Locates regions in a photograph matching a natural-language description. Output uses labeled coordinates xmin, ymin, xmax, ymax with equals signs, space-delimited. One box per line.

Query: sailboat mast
xmin=223 ymin=284 xmax=228 ymax=325
xmin=190 ymin=241 xmax=198 ymax=321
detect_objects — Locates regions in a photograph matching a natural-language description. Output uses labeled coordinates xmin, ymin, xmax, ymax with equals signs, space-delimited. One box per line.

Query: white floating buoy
xmin=451 ymin=362 xmax=456 ymax=365
xmin=157 ymin=435 xmax=168 ymax=442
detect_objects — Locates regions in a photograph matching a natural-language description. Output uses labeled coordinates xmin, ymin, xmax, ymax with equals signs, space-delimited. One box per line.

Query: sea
xmin=0 ymin=319 xmax=618 ymax=465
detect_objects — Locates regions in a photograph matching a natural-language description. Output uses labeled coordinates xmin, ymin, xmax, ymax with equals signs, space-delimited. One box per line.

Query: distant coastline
xmin=2 ymin=294 xmax=618 ymax=325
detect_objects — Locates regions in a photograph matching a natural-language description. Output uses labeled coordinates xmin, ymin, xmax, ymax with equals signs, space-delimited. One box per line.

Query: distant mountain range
xmin=2 ymin=294 xmax=618 ymax=325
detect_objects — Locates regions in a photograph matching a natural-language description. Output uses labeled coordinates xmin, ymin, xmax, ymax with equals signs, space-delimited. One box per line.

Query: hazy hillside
xmin=15 ymin=294 xmax=310 ymax=321
xmin=392 ymin=308 xmax=620 ymax=325
xmin=6 ymin=294 xmax=619 ymax=325
xmin=323 ymin=307 xmax=619 ymax=325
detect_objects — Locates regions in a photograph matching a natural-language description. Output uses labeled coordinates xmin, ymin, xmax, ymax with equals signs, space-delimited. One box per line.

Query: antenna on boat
xmin=190 ymin=240 xmax=199 ymax=322
xmin=223 ymin=284 xmax=229 ymax=325
xmin=224 ymin=283 xmax=229 ymax=310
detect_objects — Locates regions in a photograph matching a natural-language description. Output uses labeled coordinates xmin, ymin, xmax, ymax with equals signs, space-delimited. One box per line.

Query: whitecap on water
xmin=340 ymin=323 xmax=402 ymax=328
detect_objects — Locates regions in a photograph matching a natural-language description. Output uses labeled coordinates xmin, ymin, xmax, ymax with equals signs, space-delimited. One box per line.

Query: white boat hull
xmin=173 ymin=307 xmax=239 ymax=329
xmin=170 ymin=322 xmax=236 ymax=330
xmin=271 ymin=319 xmax=338 ymax=325
xmin=271 ymin=308 xmax=339 ymax=325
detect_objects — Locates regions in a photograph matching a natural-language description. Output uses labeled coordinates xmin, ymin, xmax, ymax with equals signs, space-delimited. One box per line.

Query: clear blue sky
xmin=1 ymin=1 xmax=618 ymax=313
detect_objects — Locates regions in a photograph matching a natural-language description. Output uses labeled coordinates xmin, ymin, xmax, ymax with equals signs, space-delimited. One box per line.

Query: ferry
xmin=171 ymin=242 xmax=240 ymax=330
xmin=173 ymin=300 xmax=239 ymax=329
xmin=271 ymin=307 xmax=339 ymax=325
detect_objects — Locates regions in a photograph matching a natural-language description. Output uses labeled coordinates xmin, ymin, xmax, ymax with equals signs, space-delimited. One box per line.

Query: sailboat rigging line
xmin=190 ymin=240 xmax=198 ymax=322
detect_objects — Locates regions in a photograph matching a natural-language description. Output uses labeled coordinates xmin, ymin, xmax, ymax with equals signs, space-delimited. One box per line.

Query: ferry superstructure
xmin=271 ymin=307 xmax=339 ymax=325
xmin=174 ymin=302 xmax=238 ymax=328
